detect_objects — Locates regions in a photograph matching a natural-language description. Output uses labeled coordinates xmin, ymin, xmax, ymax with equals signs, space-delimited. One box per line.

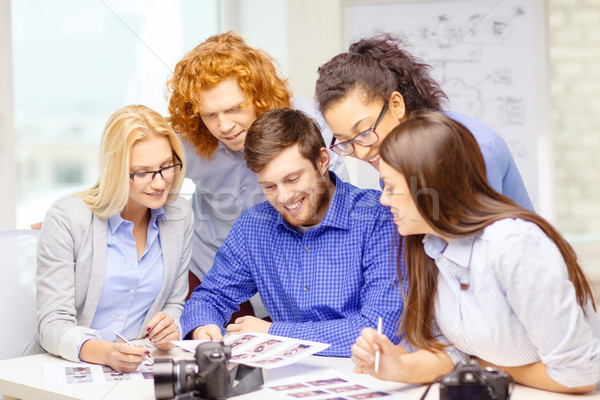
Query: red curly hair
xmin=166 ymin=31 xmax=292 ymax=159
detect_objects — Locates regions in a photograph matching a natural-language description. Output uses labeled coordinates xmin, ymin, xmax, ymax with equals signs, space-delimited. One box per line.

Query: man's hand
xmin=192 ymin=324 xmax=223 ymax=340
xmin=226 ymin=316 xmax=272 ymax=334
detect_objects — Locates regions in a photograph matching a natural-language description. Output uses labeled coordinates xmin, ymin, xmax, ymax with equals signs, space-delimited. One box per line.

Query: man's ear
xmin=317 ymin=147 xmax=330 ymax=176
xmin=389 ymin=91 xmax=407 ymax=122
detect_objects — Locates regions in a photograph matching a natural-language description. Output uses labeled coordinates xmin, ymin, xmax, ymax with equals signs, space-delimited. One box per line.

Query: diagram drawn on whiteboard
xmin=343 ymin=0 xmax=545 ymax=206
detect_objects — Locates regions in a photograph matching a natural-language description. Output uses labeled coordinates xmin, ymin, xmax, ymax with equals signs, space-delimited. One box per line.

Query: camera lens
xmin=153 ymin=359 xmax=176 ymax=400
xmin=153 ymin=359 xmax=199 ymax=400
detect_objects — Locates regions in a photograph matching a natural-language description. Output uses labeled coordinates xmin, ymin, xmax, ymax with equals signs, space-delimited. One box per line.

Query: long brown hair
xmin=166 ymin=31 xmax=291 ymax=159
xmin=379 ymin=110 xmax=595 ymax=350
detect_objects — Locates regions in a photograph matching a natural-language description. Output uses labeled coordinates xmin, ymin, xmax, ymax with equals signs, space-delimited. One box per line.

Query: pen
xmin=374 ymin=317 xmax=382 ymax=373
xmin=113 ymin=330 xmax=154 ymax=365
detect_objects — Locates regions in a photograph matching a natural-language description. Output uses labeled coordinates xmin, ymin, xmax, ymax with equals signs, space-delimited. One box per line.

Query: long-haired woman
xmin=352 ymin=110 xmax=600 ymax=393
xmin=25 ymin=105 xmax=193 ymax=372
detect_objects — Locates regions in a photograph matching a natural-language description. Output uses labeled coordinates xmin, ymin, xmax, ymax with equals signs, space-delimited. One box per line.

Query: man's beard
xmin=281 ymin=179 xmax=333 ymax=227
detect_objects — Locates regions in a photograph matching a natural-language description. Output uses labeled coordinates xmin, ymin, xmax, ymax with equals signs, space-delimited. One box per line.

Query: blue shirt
xmin=444 ymin=111 xmax=534 ymax=210
xmin=184 ymin=96 xmax=349 ymax=280
xmin=181 ymin=173 xmax=405 ymax=357
xmin=89 ymin=208 xmax=165 ymax=342
xmin=424 ymin=219 xmax=600 ymax=388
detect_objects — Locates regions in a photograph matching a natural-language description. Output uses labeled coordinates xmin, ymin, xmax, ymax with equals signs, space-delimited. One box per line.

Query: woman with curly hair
xmin=352 ymin=111 xmax=600 ymax=393
xmin=166 ymin=32 xmax=346 ymax=316
xmin=316 ymin=33 xmax=532 ymax=210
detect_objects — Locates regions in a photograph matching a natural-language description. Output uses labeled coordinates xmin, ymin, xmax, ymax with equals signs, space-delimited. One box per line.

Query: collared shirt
xmin=181 ymin=172 xmax=405 ymax=357
xmin=444 ymin=111 xmax=534 ymax=211
xmin=184 ymin=96 xmax=349 ymax=279
xmin=89 ymin=208 xmax=166 ymax=342
xmin=423 ymin=218 xmax=600 ymax=388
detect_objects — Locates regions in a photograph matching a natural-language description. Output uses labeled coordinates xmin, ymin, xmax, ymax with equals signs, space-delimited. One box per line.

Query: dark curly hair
xmin=316 ymin=34 xmax=447 ymax=113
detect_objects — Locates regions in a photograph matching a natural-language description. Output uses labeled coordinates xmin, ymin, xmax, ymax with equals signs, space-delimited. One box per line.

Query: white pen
xmin=113 ymin=330 xmax=154 ymax=365
xmin=374 ymin=317 xmax=382 ymax=373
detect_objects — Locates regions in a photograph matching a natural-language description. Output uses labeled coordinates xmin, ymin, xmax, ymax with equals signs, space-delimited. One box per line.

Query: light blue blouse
xmin=86 ymin=208 xmax=165 ymax=345
xmin=444 ymin=111 xmax=534 ymax=211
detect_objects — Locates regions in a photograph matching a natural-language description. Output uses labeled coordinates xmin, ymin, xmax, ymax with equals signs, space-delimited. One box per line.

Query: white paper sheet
xmin=43 ymin=361 xmax=154 ymax=386
xmin=265 ymin=369 xmax=404 ymax=399
xmin=172 ymin=332 xmax=330 ymax=369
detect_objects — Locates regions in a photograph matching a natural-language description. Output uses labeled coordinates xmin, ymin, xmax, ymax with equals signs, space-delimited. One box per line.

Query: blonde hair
xmin=76 ymin=104 xmax=186 ymax=218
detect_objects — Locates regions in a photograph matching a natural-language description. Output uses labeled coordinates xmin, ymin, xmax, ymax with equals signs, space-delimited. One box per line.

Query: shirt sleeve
xmin=444 ymin=111 xmax=533 ymax=211
xmin=492 ymin=135 xmax=534 ymax=211
xmin=180 ymin=220 xmax=258 ymax=339
xmin=268 ymin=215 xmax=404 ymax=357
xmin=430 ymin=318 xmax=469 ymax=366
xmin=36 ymin=198 xmax=102 ymax=362
xmin=492 ymin=224 xmax=600 ymax=388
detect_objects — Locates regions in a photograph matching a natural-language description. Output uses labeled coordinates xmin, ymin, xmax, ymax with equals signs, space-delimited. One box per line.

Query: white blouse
xmin=423 ymin=218 xmax=600 ymax=388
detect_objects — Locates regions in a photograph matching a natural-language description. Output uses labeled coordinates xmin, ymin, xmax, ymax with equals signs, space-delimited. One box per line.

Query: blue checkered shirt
xmin=181 ymin=172 xmax=406 ymax=356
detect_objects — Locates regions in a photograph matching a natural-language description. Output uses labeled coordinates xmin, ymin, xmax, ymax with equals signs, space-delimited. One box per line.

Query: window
xmin=11 ymin=0 xmax=218 ymax=227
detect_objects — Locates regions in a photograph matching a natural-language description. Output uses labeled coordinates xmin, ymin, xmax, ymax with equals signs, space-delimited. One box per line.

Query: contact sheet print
xmin=266 ymin=369 xmax=401 ymax=399
xmin=42 ymin=362 xmax=153 ymax=386
xmin=173 ymin=332 xmax=331 ymax=369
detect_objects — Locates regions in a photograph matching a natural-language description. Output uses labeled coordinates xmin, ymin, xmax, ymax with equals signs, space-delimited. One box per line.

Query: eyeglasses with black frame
xmin=329 ymin=101 xmax=389 ymax=156
xmin=129 ymin=152 xmax=183 ymax=183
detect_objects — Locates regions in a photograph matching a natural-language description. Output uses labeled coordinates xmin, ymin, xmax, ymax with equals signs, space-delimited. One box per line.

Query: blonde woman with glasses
xmin=24 ymin=105 xmax=193 ymax=373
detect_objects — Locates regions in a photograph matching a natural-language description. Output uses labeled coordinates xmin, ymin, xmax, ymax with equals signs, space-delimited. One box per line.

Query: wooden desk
xmin=1 ymin=351 xmax=598 ymax=400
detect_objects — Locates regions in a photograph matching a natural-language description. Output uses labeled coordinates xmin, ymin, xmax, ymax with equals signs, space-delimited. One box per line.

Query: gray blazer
xmin=24 ymin=195 xmax=193 ymax=362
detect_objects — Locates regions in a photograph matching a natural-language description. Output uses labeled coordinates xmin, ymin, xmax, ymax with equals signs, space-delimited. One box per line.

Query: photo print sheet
xmin=266 ymin=369 xmax=403 ymax=399
xmin=43 ymin=362 xmax=153 ymax=386
xmin=172 ymin=332 xmax=330 ymax=369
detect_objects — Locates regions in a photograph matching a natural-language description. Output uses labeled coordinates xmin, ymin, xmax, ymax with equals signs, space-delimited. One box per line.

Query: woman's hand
xmin=352 ymin=327 xmax=454 ymax=384
xmin=145 ymin=311 xmax=179 ymax=350
xmin=80 ymin=339 xmax=147 ymax=373
xmin=351 ymin=327 xmax=409 ymax=381
xmin=107 ymin=341 xmax=148 ymax=372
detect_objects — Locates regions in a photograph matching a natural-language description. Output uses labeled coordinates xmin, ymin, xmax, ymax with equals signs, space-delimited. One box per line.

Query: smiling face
xmin=125 ymin=136 xmax=175 ymax=217
xmin=198 ymin=77 xmax=258 ymax=152
xmin=323 ymin=89 xmax=406 ymax=171
xmin=379 ymin=159 xmax=434 ymax=237
xmin=257 ymin=144 xmax=332 ymax=227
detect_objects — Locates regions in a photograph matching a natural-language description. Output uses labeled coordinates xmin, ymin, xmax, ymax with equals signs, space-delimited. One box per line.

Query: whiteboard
xmin=342 ymin=0 xmax=553 ymax=218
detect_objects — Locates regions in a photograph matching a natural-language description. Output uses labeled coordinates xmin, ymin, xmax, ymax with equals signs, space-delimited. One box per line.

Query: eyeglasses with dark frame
xmin=129 ymin=152 xmax=183 ymax=183
xmin=329 ymin=101 xmax=389 ymax=156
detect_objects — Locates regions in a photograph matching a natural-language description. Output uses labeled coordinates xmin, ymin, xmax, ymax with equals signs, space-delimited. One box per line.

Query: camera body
xmin=154 ymin=341 xmax=232 ymax=400
xmin=439 ymin=359 xmax=510 ymax=400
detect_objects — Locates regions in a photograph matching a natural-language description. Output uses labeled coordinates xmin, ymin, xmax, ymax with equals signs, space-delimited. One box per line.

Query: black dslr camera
xmin=439 ymin=359 xmax=511 ymax=400
xmin=154 ymin=341 xmax=262 ymax=400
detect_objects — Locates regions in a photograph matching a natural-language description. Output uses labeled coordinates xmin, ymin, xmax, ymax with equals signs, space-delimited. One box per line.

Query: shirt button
xmin=304 ymin=286 xmax=309 ymax=292
xmin=241 ymin=185 xmax=248 ymax=191
xmin=118 ymin=316 xmax=124 ymax=320
xmin=129 ymin=289 xmax=134 ymax=294
xmin=304 ymin=246 xmax=309 ymax=252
